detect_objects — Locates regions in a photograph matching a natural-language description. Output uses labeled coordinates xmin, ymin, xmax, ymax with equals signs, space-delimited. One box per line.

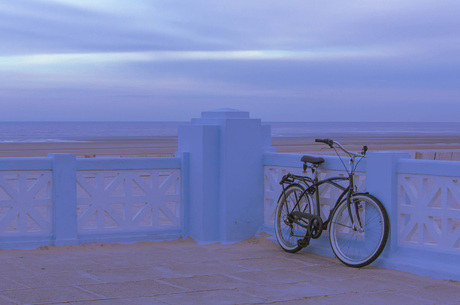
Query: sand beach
xmin=272 ymin=135 xmax=460 ymax=160
xmin=1 ymin=134 xmax=460 ymax=160
xmin=0 ymin=137 xmax=178 ymax=158
xmin=0 ymin=121 xmax=459 ymax=159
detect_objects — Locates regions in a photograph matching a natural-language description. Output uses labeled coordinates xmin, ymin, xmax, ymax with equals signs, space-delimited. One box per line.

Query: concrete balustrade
xmin=0 ymin=155 xmax=183 ymax=249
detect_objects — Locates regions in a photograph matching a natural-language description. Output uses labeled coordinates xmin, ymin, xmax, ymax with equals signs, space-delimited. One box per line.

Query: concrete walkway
xmin=0 ymin=234 xmax=458 ymax=305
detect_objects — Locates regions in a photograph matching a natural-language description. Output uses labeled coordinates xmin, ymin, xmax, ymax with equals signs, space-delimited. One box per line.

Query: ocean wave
xmin=0 ymin=139 xmax=89 ymax=143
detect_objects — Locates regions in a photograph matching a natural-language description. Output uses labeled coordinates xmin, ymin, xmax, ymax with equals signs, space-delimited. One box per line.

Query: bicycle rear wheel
xmin=274 ymin=184 xmax=312 ymax=253
xmin=329 ymin=194 xmax=389 ymax=267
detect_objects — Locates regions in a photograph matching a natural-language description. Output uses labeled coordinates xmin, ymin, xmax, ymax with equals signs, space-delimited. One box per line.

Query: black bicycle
xmin=274 ymin=139 xmax=389 ymax=267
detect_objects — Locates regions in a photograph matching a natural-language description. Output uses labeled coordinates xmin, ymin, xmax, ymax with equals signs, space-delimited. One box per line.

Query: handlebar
xmin=315 ymin=138 xmax=367 ymax=158
xmin=315 ymin=138 xmax=334 ymax=147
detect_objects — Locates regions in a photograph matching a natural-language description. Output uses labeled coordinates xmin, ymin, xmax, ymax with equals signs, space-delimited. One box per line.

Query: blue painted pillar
xmin=49 ymin=154 xmax=78 ymax=246
xmin=178 ymin=109 xmax=271 ymax=243
xmin=366 ymin=152 xmax=410 ymax=255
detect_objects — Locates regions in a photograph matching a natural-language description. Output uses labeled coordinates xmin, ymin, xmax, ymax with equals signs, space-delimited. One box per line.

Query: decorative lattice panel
xmin=398 ymin=174 xmax=460 ymax=251
xmin=264 ymin=166 xmax=365 ymax=226
xmin=0 ymin=171 xmax=52 ymax=234
xmin=77 ymin=170 xmax=181 ymax=232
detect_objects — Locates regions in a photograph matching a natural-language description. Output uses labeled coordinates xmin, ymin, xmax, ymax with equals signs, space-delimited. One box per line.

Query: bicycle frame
xmin=280 ymin=148 xmax=364 ymax=232
xmin=281 ymin=173 xmax=350 ymax=230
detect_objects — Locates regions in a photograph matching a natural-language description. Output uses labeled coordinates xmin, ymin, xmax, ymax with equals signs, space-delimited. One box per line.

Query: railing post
xmin=366 ymin=152 xmax=410 ymax=256
xmin=178 ymin=109 xmax=270 ymax=243
xmin=178 ymin=151 xmax=191 ymax=239
xmin=49 ymin=154 xmax=78 ymax=246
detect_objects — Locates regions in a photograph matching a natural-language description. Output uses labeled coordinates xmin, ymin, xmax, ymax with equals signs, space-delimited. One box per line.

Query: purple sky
xmin=1 ymin=0 xmax=459 ymax=121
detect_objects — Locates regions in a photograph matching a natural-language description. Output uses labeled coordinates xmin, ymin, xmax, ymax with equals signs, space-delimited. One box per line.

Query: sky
xmin=0 ymin=0 xmax=459 ymax=122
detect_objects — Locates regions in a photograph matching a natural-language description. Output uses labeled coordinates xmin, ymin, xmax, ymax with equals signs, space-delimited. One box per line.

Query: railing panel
xmin=0 ymin=171 xmax=52 ymax=235
xmin=398 ymin=173 xmax=460 ymax=251
xmin=76 ymin=169 xmax=181 ymax=233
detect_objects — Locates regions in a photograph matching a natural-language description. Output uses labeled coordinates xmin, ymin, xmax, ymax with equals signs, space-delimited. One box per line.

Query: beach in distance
xmin=0 ymin=122 xmax=460 ymax=160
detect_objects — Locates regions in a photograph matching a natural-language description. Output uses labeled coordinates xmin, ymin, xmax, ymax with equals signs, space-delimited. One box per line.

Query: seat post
xmin=311 ymin=164 xmax=319 ymax=182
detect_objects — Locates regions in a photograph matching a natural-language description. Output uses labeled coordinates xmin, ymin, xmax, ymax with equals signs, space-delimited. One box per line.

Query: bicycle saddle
xmin=301 ymin=155 xmax=325 ymax=165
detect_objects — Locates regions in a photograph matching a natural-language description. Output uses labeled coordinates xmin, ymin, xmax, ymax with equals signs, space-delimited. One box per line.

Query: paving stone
xmin=0 ymin=260 xmax=40 ymax=279
xmin=0 ymin=295 xmax=21 ymax=305
xmin=78 ymin=279 xmax=186 ymax=298
xmin=159 ymin=274 xmax=251 ymax=291
xmin=0 ymin=286 xmax=101 ymax=304
xmin=15 ymin=256 xmax=108 ymax=274
xmin=0 ymin=276 xmax=29 ymax=291
xmin=312 ymin=276 xmax=405 ymax=294
xmin=296 ymin=263 xmax=374 ymax=280
xmin=312 ymin=291 xmax=436 ymax=305
xmin=366 ymin=269 xmax=446 ymax=289
xmin=250 ymin=298 xmax=331 ymax=305
xmin=155 ymin=289 xmax=266 ymax=305
xmin=227 ymin=256 xmax=315 ymax=271
xmin=12 ymin=271 xmax=105 ymax=289
xmin=226 ymin=268 xmax=324 ymax=285
xmin=399 ymin=283 xmax=460 ymax=304
xmin=65 ymin=296 xmax=169 ymax=304
xmin=210 ymin=246 xmax=287 ymax=261
xmin=158 ymin=260 xmax=249 ymax=277
xmin=84 ymin=266 xmax=169 ymax=283
xmin=235 ymin=282 xmax=335 ymax=302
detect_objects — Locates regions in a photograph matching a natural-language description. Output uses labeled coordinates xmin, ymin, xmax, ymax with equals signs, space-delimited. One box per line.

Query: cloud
xmin=0 ymin=0 xmax=459 ymax=121
xmin=3 ymin=0 xmax=459 ymax=54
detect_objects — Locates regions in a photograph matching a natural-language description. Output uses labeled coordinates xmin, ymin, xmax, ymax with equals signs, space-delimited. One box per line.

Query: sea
xmin=0 ymin=121 xmax=459 ymax=143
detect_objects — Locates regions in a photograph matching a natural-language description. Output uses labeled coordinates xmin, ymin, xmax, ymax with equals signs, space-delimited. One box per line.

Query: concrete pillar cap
xmin=201 ymin=108 xmax=250 ymax=119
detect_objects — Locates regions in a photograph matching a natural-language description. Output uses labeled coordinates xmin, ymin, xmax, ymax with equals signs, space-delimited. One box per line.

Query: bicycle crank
xmin=291 ymin=211 xmax=324 ymax=239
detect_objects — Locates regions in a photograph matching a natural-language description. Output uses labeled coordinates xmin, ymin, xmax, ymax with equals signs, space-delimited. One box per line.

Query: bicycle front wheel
xmin=274 ymin=184 xmax=312 ymax=253
xmin=329 ymin=194 xmax=389 ymax=267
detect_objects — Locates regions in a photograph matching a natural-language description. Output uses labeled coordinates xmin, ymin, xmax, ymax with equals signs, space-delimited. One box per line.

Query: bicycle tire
xmin=329 ymin=193 xmax=389 ymax=267
xmin=274 ymin=184 xmax=313 ymax=253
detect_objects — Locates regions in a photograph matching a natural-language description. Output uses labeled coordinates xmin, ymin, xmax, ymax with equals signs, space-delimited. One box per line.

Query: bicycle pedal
xmin=297 ymin=238 xmax=309 ymax=248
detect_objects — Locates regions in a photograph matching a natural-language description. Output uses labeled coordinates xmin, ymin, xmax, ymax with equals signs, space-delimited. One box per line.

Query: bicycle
xmin=274 ymin=139 xmax=389 ymax=267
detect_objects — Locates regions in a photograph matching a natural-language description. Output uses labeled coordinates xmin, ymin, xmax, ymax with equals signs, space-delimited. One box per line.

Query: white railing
xmin=264 ymin=151 xmax=460 ymax=281
xmin=76 ymin=169 xmax=181 ymax=233
xmin=0 ymin=155 xmax=184 ymax=249
xmin=397 ymin=159 xmax=460 ymax=252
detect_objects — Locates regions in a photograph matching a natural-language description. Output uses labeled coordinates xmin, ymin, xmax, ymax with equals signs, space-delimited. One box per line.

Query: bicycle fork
xmin=346 ymin=172 xmax=364 ymax=232
xmin=349 ymin=199 xmax=364 ymax=232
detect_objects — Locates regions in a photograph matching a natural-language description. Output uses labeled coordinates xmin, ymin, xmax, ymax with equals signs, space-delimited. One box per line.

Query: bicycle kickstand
xmin=297 ymin=234 xmax=311 ymax=248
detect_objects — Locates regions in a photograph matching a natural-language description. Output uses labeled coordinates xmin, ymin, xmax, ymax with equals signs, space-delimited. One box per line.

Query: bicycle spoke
xmin=332 ymin=222 xmax=354 ymax=230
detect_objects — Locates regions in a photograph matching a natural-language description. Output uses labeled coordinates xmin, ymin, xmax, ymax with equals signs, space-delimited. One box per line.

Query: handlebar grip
xmin=315 ymin=138 xmax=334 ymax=147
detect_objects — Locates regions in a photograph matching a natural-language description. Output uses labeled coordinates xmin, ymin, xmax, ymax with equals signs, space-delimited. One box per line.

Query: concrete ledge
xmin=77 ymin=157 xmax=181 ymax=170
xmin=0 ymin=234 xmax=54 ymax=250
xmin=263 ymin=152 xmax=367 ymax=172
xmin=0 ymin=157 xmax=52 ymax=170
xmin=398 ymin=158 xmax=460 ymax=177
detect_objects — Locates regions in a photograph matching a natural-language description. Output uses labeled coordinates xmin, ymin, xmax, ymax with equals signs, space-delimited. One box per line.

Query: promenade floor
xmin=0 ymin=234 xmax=458 ymax=305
